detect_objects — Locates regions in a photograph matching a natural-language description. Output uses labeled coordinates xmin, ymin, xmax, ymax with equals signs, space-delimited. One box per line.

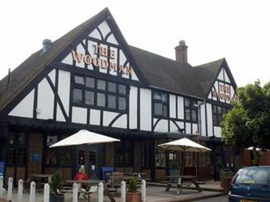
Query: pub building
xmin=0 ymin=8 xmax=238 ymax=184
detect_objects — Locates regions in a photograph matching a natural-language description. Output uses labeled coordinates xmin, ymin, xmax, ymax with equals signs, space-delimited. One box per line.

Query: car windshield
xmin=235 ymin=168 xmax=270 ymax=185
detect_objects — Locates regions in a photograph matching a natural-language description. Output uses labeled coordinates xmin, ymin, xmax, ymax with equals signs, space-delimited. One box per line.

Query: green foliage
xmin=221 ymin=81 xmax=270 ymax=164
xmin=128 ymin=177 xmax=138 ymax=192
xmin=50 ymin=170 xmax=63 ymax=195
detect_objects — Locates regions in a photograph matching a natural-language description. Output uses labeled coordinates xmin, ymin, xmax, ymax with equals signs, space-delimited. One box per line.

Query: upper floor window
xmin=153 ymin=91 xmax=168 ymax=117
xmin=72 ymin=75 xmax=127 ymax=112
xmin=212 ymin=104 xmax=229 ymax=126
xmin=185 ymin=98 xmax=198 ymax=122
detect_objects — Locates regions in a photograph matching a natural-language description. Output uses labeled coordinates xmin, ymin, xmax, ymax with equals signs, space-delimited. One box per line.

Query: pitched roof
xmin=0 ymin=8 xmax=231 ymax=112
xmin=0 ymin=8 xmax=109 ymax=111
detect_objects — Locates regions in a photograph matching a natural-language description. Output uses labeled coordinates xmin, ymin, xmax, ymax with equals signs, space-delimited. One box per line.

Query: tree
xmin=221 ymin=81 xmax=270 ymax=165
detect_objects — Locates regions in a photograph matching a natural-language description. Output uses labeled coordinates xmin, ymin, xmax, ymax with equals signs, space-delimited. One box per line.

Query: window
xmin=6 ymin=133 xmax=27 ymax=167
xmin=153 ymin=91 xmax=168 ymax=117
xmin=185 ymin=98 xmax=198 ymax=122
xmin=212 ymin=104 xmax=229 ymax=126
xmin=155 ymin=140 xmax=166 ymax=167
xmin=72 ymin=75 xmax=127 ymax=112
xmin=115 ymin=141 xmax=133 ymax=167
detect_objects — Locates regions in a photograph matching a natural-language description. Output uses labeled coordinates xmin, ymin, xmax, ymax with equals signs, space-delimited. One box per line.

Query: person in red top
xmin=73 ymin=167 xmax=89 ymax=189
xmin=74 ymin=167 xmax=89 ymax=180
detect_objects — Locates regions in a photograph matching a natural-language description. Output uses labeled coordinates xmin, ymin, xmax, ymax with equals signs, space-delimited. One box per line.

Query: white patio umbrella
xmin=158 ymin=137 xmax=211 ymax=152
xmin=158 ymin=137 xmax=211 ymax=175
xmin=49 ymin=129 xmax=120 ymax=148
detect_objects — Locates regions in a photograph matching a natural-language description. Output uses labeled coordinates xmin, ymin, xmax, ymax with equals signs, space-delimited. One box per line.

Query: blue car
xmin=228 ymin=166 xmax=270 ymax=202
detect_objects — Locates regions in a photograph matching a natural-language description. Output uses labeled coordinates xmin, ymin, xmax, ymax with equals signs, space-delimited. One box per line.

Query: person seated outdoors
xmin=73 ymin=167 xmax=90 ymax=192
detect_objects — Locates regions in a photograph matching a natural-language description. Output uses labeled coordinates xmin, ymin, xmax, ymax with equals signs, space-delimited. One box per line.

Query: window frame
xmin=184 ymin=98 xmax=198 ymax=123
xmin=152 ymin=91 xmax=169 ymax=118
xmin=72 ymin=75 xmax=128 ymax=112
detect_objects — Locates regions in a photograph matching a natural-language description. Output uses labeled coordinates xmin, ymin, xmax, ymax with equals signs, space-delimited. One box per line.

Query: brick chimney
xmin=175 ymin=40 xmax=188 ymax=64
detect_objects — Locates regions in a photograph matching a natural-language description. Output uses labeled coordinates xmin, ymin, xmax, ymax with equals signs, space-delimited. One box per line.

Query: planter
xmin=126 ymin=191 xmax=141 ymax=202
xmin=49 ymin=194 xmax=65 ymax=202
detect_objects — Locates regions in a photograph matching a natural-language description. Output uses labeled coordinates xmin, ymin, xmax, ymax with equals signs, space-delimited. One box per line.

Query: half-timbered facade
xmin=0 ymin=8 xmax=237 ymax=183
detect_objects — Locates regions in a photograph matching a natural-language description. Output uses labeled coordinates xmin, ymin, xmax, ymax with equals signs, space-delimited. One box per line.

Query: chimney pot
xmin=175 ymin=40 xmax=188 ymax=64
xmin=42 ymin=39 xmax=52 ymax=54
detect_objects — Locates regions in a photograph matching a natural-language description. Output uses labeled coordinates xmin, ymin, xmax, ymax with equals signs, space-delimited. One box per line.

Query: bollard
xmin=17 ymin=179 xmax=24 ymax=202
xmin=7 ymin=177 xmax=13 ymax=202
xmin=72 ymin=183 xmax=79 ymax=202
xmin=0 ymin=176 xmax=3 ymax=198
xmin=141 ymin=179 xmax=146 ymax=202
xmin=44 ymin=183 xmax=50 ymax=202
xmin=98 ymin=182 xmax=104 ymax=202
xmin=121 ymin=180 xmax=126 ymax=202
xmin=29 ymin=181 xmax=36 ymax=202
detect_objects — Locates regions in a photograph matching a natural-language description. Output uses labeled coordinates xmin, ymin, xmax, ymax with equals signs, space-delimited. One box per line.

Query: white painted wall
xmin=140 ymin=88 xmax=152 ymax=131
xmin=206 ymin=103 xmax=213 ymax=137
xmin=37 ymin=77 xmax=54 ymax=119
xmin=200 ymin=104 xmax=206 ymax=136
xmin=129 ymin=86 xmax=138 ymax=129
xmin=112 ymin=114 xmax=127 ymax=129
xmin=177 ymin=96 xmax=184 ymax=119
xmin=90 ymin=109 xmax=101 ymax=125
xmin=9 ymin=90 xmax=35 ymax=118
xmin=57 ymin=70 xmax=70 ymax=122
xmin=154 ymin=119 xmax=168 ymax=132
xmin=192 ymin=123 xmax=198 ymax=134
xmin=72 ymin=107 xmax=87 ymax=124
xmin=185 ymin=122 xmax=191 ymax=134
xmin=103 ymin=111 xmax=118 ymax=126
xmin=170 ymin=94 xmax=176 ymax=118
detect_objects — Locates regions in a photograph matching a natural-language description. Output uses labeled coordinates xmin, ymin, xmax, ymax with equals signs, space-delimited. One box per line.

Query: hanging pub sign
xmin=72 ymin=44 xmax=133 ymax=75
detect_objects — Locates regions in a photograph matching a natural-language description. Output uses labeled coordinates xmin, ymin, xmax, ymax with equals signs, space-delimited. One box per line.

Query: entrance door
xmin=5 ymin=132 xmax=27 ymax=185
xmin=88 ymin=150 xmax=98 ymax=179
xmin=77 ymin=146 xmax=101 ymax=180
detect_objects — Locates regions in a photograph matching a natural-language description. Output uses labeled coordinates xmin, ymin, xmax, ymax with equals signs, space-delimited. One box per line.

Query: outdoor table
xmin=29 ymin=174 xmax=52 ymax=189
xmin=65 ymin=179 xmax=116 ymax=202
xmin=165 ymin=175 xmax=202 ymax=195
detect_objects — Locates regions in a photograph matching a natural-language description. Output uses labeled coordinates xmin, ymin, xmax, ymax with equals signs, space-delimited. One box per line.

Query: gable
xmin=208 ymin=66 xmax=236 ymax=104
xmin=57 ymin=20 xmax=141 ymax=83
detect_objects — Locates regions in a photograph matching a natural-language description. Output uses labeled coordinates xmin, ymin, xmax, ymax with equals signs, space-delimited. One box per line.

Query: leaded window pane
xmin=185 ymin=109 xmax=191 ymax=120
xmin=191 ymin=109 xmax=197 ymax=122
xmin=154 ymin=103 xmax=163 ymax=116
xmin=97 ymin=93 xmax=106 ymax=107
xmin=85 ymin=91 xmax=94 ymax=105
xmin=97 ymin=79 xmax=106 ymax=90
xmin=119 ymin=84 xmax=126 ymax=95
xmin=153 ymin=92 xmax=161 ymax=100
xmin=73 ymin=89 xmax=83 ymax=104
xmin=108 ymin=82 xmax=117 ymax=92
xmin=86 ymin=77 xmax=95 ymax=88
xmin=119 ymin=97 xmax=126 ymax=110
xmin=108 ymin=95 xmax=116 ymax=109
xmin=74 ymin=76 xmax=84 ymax=85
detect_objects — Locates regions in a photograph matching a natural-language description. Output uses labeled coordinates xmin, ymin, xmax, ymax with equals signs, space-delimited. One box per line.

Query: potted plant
xmin=49 ymin=170 xmax=65 ymax=202
xmin=126 ymin=177 xmax=141 ymax=202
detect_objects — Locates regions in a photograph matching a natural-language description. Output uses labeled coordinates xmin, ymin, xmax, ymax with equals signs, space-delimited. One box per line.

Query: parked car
xmin=228 ymin=166 xmax=270 ymax=202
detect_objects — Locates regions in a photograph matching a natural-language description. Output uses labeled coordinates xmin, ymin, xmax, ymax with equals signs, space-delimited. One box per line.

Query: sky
xmin=0 ymin=0 xmax=269 ymax=87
